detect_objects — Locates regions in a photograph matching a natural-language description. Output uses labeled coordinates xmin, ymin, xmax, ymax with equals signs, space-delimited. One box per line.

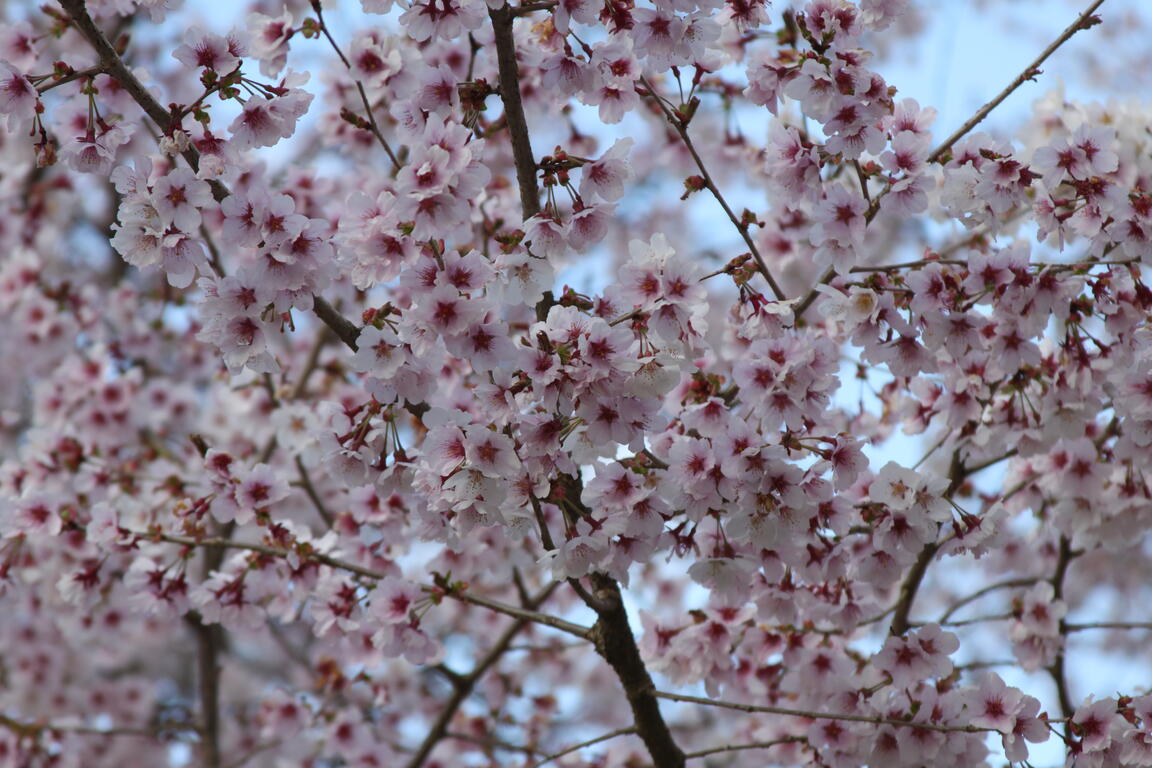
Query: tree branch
xmin=489 ymin=4 xmax=559 ymax=321
xmin=639 ymin=76 xmax=786 ymax=302
xmin=489 ymin=5 xmax=540 ymax=222
xmin=684 ymin=736 xmax=808 ymax=761
xmin=889 ymin=449 xmax=967 ymax=636
xmin=311 ymin=296 xmax=362 ymax=351
xmin=137 ymin=531 xmax=587 ymax=640
xmin=310 ymin=1 xmax=401 ymax=170
xmin=58 ymin=0 xmax=365 ymax=352
xmin=57 ymin=0 xmax=227 ymax=201
xmin=653 ymin=690 xmax=999 ymax=734
xmin=530 ymin=725 xmax=637 ymax=767
xmin=1048 ymin=535 xmax=1077 ymax=719
xmin=926 ymin=0 xmax=1107 ymax=165
xmin=938 ymin=577 xmax=1040 ymax=624
xmin=791 ymin=0 xmax=1108 ymax=323
xmin=585 ymin=573 xmax=686 ymax=768
xmin=404 ymin=583 xmax=557 ymax=768
xmin=444 ymin=588 xmax=592 ymax=640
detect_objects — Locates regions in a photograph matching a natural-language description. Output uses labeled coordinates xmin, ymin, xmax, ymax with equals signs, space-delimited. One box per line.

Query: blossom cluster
xmin=0 ymin=0 xmax=1150 ymax=766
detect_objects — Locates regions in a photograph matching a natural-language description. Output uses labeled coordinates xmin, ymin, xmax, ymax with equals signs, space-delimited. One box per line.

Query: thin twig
xmin=926 ymin=0 xmax=1107 ymax=164
xmin=311 ymin=1 xmax=401 ymax=169
xmin=938 ymin=577 xmax=1040 ymax=624
xmin=530 ymin=726 xmax=637 ymax=767
xmin=489 ymin=6 xmax=540 ymax=221
xmin=585 ymin=573 xmax=686 ymax=767
xmin=653 ymin=690 xmax=998 ymax=734
xmin=1066 ymin=621 xmax=1152 ymax=631
xmin=404 ymin=583 xmax=558 ymax=768
xmin=639 ymin=76 xmax=786 ymax=301
xmin=684 ymin=736 xmax=808 ymax=760
xmin=293 ymin=455 xmax=334 ymax=528
xmin=792 ymin=0 xmax=1108 ymax=322
xmin=445 ymin=589 xmax=592 ymax=640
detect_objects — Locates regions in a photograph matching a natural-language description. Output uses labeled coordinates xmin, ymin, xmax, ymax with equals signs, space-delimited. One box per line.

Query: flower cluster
xmin=2 ymin=0 xmax=1152 ymax=766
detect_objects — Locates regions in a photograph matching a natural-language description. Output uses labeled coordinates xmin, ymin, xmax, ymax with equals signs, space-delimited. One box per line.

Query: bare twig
xmin=57 ymin=0 xmax=226 ymax=201
xmin=926 ymin=0 xmax=1108 ymax=165
xmin=639 ymin=76 xmax=786 ymax=302
xmin=938 ymin=577 xmax=1040 ymax=624
xmin=653 ymin=690 xmax=1000 ymax=734
xmin=404 ymin=584 xmax=558 ymax=768
xmin=311 ymin=1 xmax=401 ymax=169
xmin=530 ymin=726 xmax=638 ymax=767
xmin=684 ymin=736 xmax=808 ymax=760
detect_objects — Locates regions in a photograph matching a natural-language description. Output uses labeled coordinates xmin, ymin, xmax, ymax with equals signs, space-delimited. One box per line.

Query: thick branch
xmin=190 ymin=618 xmax=223 ymax=768
xmin=489 ymin=5 xmax=540 ymax=221
xmin=445 ymin=589 xmax=591 ymax=640
xmin=311 ymin=296 xmax=361 ymax=351
xmin=888 ymin=542 xmax=939 ymax=637
xmin=938 ymin=577 xmax=1040 ymax=624
xmin=585 ymin=574 xmax=685 ymax=768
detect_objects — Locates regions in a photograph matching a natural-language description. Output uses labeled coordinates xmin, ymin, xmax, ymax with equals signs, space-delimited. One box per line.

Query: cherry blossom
xmin=3 ymin=0 xmax=1151 ymax=766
